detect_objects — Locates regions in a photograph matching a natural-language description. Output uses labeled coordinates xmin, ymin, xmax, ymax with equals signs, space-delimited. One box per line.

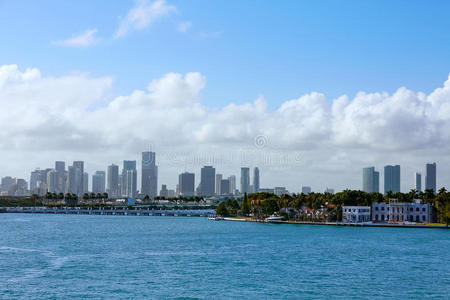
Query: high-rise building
xmin=83 ymin=172 xmax=89 ymax=193
xmin=141 ymin=151 xmax=158 ymax=198
xmin=215 ymin=174 xmax=222 ymax=196
xmin=414 ymin=172 xmax=421 ymax=192
xmin=253 ymin=167 xmax=260 ymax=193
xmin=384 ymin=165 xmax=400 ymax=194
xmin=1 ymin=176 xmax=16 ymax=194
xmin=220 ymin=179 xmax=230 ymax=195
xmin=30 ymin=169 xmax=47 ymax=193
xmin=92 ymin=171 xmax=106 ymax=194
xmin=179 ymin=172 xmax=195 ymax=197
xmin=425 ymin=163 xmax=436 ymax=193
xmin=363 ymin=167 xmax=379 ymax=193
xmin=73 ymin=161 xmax=84 ymax=196
xmin=66 ymin=165 xmax=82 ymax=196
xmin=240 ymin=167 xmax=250 ymax=194
xmin=54 ymin=161 xmax=66 ymax=193
xmin=228 ymin=175 xmax=236 ymax=195
xmin=46 ymin=170 xmax=59 ymax=193
xmin=107 ymin=164 xmax=119 ymax=198
xmin=301 ymin=186 xmax=312 ymax=194
xmin=122 ymin=160 xmax=137 ymax=198
xmin=200 ymin=166 xmax=215 ymax=196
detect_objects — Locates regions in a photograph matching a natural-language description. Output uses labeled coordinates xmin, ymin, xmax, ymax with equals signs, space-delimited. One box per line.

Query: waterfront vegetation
xmin=216 ymin=189 xmax=450 ymax=225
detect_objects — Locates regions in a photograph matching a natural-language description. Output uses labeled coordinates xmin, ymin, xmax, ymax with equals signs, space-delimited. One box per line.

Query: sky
xmin=1 ymin=0 xmax=450 ymax=193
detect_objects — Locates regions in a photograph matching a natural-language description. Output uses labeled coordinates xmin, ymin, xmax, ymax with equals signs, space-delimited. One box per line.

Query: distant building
xmin=141 ymin=151 xmax=158 ymax=198
xmin=228 ymin=175 xmax=236 ymax=195
xmin=301 ymin=186 xmax=312 ymax=194
xmin=220 ymin=179 xmax=230 ymax=196
xmin=1 ymin=176 xmax=16 ymax=193
xmin=47 ymin=170 xmax=59 ymax=193
xmin=83 ymin=172 xmax=89 ymax=193
xmin=259 ymin=188 xmax=275 ymax=194
xmin=425 ymin=163 xmax=436 ymax=193
xmin=414 ymin=172 xmax=422 ymax=192
xmin=30 ymin=169 xmax=47 ymax=194
xmin=253 ymin=167 xmax=260 ymax=193
xmin=122 ymin=160 xmax=137 ymax=198
xmin=274 ymin=187 xmax=288 ymax=196
xmin=107 ymin=164 xmax=119 ymax=198
xmin=240 ymin=167 xmax=250 ymax=194
xmin=324 ymin=187 xmax=334 ymax=194
xmin=92 ymin=171 xmax=106 ymax=194
xmin=362 ymin=167 xmax=379 ymax=193
xmin=179 ymin=172 xmax=195 ymax=197
xmin=200 ymin=166 xmax=215 ymax=196
xmin=73 ymin=161 xmax=84 ymax=196
xmin=55 ymin=161 xmax=66 ymax=193
xmin=372 ymin=200 xmax=431 ymax=223
xmin=160 ymin=184 xmax=168 ymax=199
xmin=215 ymin=174 xmax=222 ymax=196
xmin=384 ymin=165 xmax=400 ymax=194
xmin=342 ymin=206 xmax=371 ymax=223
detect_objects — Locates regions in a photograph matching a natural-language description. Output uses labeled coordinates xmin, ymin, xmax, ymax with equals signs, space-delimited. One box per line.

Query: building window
xmin=416 ymin=207 xmax=419 ymax=211
xmin=422 ymin=215 xmax=426 ymax=221
xmin=422 ymin=208 xmax=426 ymax=212
xmin=381 ymin=207 xmax=385 ymax=211
xmin=416 ymin=215 xmax=419 ymax=222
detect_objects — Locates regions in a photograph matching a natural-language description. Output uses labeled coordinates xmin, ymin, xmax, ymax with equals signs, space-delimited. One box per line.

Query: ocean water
xmin=0 ymin=214 xmax=448 ymax=299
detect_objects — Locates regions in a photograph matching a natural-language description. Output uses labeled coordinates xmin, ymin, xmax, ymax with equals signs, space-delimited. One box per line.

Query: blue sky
xmin=1 ymin=0 xmax=450 ymax=192
xmin=2 ymin=0 xmax=450 ymax=109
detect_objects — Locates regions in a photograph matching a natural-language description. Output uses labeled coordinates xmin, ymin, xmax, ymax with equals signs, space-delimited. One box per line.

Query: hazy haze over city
xmin=1 ymin=0 xmax=450 ymax=193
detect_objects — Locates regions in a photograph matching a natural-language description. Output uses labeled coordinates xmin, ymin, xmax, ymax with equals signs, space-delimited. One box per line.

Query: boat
xmin=265 ymin=215 xmax=283 ymax=223
xmin=208 ymin=214 xmax=224 ymax=220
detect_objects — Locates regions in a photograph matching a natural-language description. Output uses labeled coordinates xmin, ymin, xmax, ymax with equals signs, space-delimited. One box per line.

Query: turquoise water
xmin=0 ymin=214 xmax=448 ymax=299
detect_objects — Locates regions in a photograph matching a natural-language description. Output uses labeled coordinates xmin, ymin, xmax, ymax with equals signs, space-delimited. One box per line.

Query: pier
xmin=4 ymin=207 xmax=215 ymax=217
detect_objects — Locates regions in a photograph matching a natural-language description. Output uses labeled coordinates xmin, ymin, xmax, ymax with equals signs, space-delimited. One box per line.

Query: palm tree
xmin=102 ymin=193 xmax=108 ymax=203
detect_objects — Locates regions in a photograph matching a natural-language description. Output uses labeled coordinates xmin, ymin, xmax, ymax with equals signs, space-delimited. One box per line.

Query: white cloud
xmin=53 ymin=29 xmax=99 ymax=47
xmin=1 ymin=64 xmax=450 ymax=193
xmin=115 ymin=0 xmax=176 ymax=38
xmin=177 ymin=21 xmax=192 ymax=33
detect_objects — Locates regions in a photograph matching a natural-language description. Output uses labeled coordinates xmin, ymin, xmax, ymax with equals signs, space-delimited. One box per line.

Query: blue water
xmin=0 ymin=214 xmax=448 ymax=299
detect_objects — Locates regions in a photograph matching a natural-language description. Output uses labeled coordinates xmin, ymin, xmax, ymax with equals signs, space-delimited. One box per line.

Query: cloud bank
xmin=1 ymin=64 xmax=449 ymax=192
xmin=53 ymin=29 xmax=99 ymax=47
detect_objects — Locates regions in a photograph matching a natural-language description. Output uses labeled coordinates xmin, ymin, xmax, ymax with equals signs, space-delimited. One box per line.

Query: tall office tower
xmin=302 ymin=186 xmax=312 ymax=194
xmin=1 ymin=176 xmax=16 ymax=193
xmin=46 ymin=170 xmax=59 ymax=193
xmin=215 ymin=174 xmax=223 ymax=196
xmin=200 ymin=166 xmax=215 ymax=196
xmin=92 ymin=171 xmax=106 ymax=194
xmin=240 ymin=167 xmax=250 ymax=194
xmin=122 ymin=160 xmax=137 ymax=198
xmin=414 ymin=172 xmax=422 ymax=192
xmin=160 ymin=184 xmax=168 ymax=199
xmin=30 ymin=169 xmax=47 ymax=192
xmin=14 ymin=179 xmax=28 ymax=196
xmin=425 ymin=163 xmax=437 ymax=193
xmin=141 ymin=151 xmax=158 ymax=198
xmin=179 ymin=172 xmax=195 ymax=197
xmin=55 ymin=161 xmax=66 ymax=193
xmin=83 ymin=172 xmax=89 ymax=193
xmin=220 ymin=179 xmax=230 ymax=195
xmin=228 ymin=175 xmax=236 ymax=195
xmin=72 ymin=161 xmax=84 ymax=196
xmin=253 ymin=167 xmax=260 ymax=193
xmin=107 ymin=164 xmax=119 ymax=198
xmin=362 ymin=167 xmax=379 ymax=193
xmin=66 ymin=166 xmax=81 ymax=195
xmin=384 ymin=165 xmax=401 ymax=194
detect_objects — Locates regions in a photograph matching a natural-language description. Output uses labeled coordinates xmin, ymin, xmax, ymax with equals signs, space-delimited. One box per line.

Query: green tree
xmin=241 ymin=193 xmax=250 ymax=216
xmin=261 ymin=198 xmax=279 ymax=216
xmin=216 ymin=202 xmax=229 ymax=217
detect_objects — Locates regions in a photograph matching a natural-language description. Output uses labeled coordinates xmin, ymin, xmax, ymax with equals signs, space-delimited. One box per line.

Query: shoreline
xmin=222 ymin=217 xmax=449 ymax=229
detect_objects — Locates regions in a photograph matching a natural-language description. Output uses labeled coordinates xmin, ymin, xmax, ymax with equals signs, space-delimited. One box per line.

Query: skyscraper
xmin=122 ymin=160 xmax=137 ymax=198
xmin=107 ymin=164 xmax=119 ymax=198
xmin=253 ymin=167 xmax=260 ymax=193
xmin=414 ymin=172 xmax=421 ymax=192
xmin=240 ymin=167 xmax=250 ymax=194
xmin=215 ymin=174 xmax=222 ymax=196
xmin=200 ymin=166 xmax=215 ymax=196
xmin=83 ymin=172 xmax=89 ymax=193
xmin=425 ymin=163 xmax=436 ymax=193
xmin=92 ymin=171 xmax=106 ymax=194
xmin=73 ymin=161 xmax=84 ymax=196
xmin=220 ymin=179 xmax=230 ymax=195
xmin=179 ymin=172 xmax=195 ymax=197
xmin=55 ymin=161 xmax=66 ymax=193
xmin=228 ymin=175 xmax=236 ymax=195
xmin=46 ymin=170 xmax=59 ymax=193
xmin=141 ymin=151 xmax=158 ymax=198
xmin=362 ymin=167 xmax=379 ymax=193
xmin=384 ymin=165 xmax=400 ymax=194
